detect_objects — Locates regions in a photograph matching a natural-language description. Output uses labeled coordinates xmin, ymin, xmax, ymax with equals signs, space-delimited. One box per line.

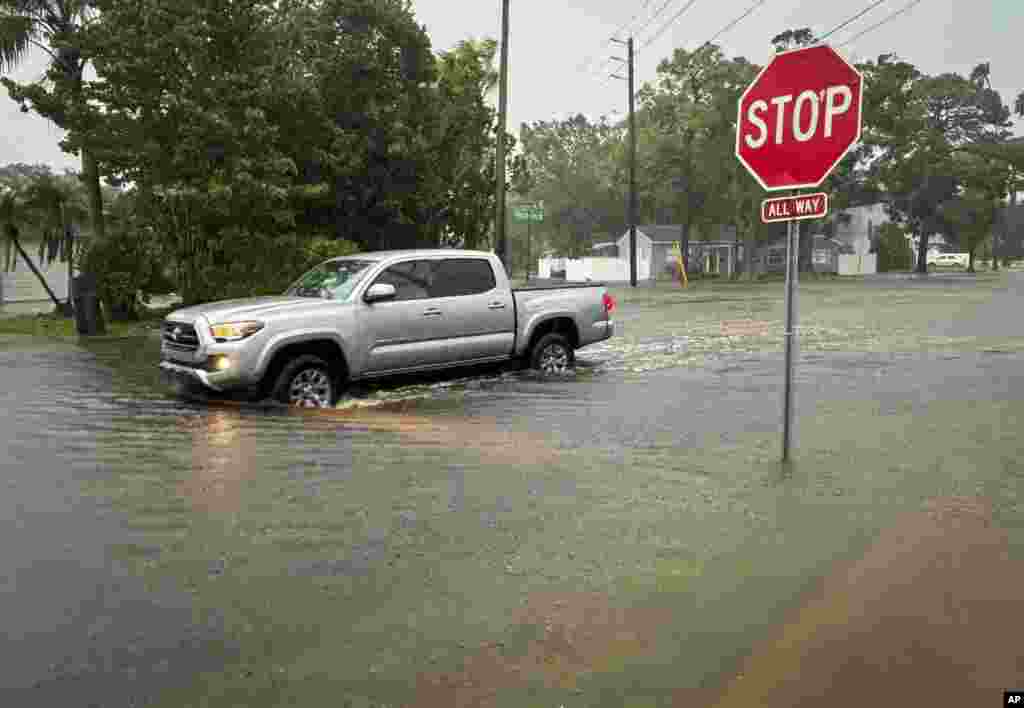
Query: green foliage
xmin=77 ymin=194 xmax=165 ymax=319
xmin=770 ymin=28 xmax=815 ymax=52
xmin=299 ymin=237 xmax=361 ymax=273
xmin=876 ymin=223 xmax=913 ymax=272
xmin=519 ymin=114 xmax=626 ymax=258
xmin=856 ymin=54 xmax=1018 ymax=272
xmin=18 ymin=0 xmax=509 ymax=304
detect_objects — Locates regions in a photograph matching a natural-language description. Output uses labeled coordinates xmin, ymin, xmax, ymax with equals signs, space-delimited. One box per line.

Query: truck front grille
xmin=162 ymin=320 xmax=200 ymax=352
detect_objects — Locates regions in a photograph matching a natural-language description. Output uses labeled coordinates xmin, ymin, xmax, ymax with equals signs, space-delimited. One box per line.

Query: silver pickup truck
xmin=159 ymin=249 xmax=615 ymax=407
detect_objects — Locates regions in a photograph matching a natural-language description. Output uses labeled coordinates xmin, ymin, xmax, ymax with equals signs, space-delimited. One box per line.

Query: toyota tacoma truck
xmin=159 ymin=249 xmax=615 ymax=407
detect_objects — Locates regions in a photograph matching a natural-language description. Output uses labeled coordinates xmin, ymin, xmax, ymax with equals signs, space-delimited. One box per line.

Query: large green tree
xmin=857 ymin=56 xmax=1003 ymax=272
xmin=638 ymin=45 xmax=762 ymax=277
xmin=519 ymin=114 xmax=626 ymax=258
xmin=432 ymin=38 xmax=525 ymax=251
xmin=75 ymin=0 xmax=311 ymax=304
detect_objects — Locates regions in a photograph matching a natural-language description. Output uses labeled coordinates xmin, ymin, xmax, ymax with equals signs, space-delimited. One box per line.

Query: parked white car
xmin=927 ymin=253 xmax=969 ymax=268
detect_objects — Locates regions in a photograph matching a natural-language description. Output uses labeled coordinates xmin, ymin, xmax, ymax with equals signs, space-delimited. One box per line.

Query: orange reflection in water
xmin=720 ymin=319 xmax=771 ymax=337
xmin=177 ymin=408 xmax=254 ymax=514
xmin=175 ymin=401 xmax=562 ymax=514
xmin=291 ymin=403 xmax=562 ymax=467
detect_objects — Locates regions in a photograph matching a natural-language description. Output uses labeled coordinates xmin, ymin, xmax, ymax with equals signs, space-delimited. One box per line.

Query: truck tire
xmin=270 ymin=354 xmax=339 ymax=408
xmin=529 ymin=332 xmax=574 ymax=375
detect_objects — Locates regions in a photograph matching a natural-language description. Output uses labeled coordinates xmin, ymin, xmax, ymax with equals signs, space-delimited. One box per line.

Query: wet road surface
xmin=3 ymin=274 xmax=1024 ymax=706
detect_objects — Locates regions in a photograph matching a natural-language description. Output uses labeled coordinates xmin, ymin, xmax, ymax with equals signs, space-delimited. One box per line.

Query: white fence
xmin=838 ymin=253 xmax=877 ymax=276
xmin=537 ymin=256 xmax=648 ymax=282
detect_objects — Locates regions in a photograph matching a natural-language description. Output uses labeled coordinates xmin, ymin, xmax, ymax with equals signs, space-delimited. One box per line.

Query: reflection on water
xmin=181 ymin=410 xmax=253 ymax=514
xmin=7 ymin=317 xmax=1024 ymax=707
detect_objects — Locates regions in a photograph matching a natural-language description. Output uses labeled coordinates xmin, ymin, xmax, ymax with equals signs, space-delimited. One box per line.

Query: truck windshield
xmin=285 ymin=259 xmax=377 ymax=301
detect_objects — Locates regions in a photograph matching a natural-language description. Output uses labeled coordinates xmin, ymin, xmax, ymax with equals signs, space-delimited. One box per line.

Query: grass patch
xmin=0 ymin=305 xmax=178 ymax=340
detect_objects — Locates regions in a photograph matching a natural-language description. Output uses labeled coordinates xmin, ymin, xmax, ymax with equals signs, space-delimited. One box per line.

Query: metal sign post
xmin=782 ymin=206 xmax=799 ymax=463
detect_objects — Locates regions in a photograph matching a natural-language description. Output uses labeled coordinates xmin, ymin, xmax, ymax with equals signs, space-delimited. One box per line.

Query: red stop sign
xmin=735 ymin=45 xmax=863 ymax=192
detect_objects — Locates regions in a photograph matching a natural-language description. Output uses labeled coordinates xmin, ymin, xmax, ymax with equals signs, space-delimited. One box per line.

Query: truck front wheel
xmin=271 ymin=354 xmax=339 ymax=408
xmin=530 ymin=332 xmax=574 ymax=375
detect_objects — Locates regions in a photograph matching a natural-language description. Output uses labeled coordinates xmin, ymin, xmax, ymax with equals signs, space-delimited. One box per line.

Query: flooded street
xmin=3 ymin=274 xmax=1024 ymax=707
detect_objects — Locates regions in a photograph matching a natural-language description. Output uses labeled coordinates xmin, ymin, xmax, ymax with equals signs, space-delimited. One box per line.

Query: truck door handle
xmin=422 ymin=308 xmax=443 ymax=317
xmin=487 ymin=302 xmax=506 ymax=310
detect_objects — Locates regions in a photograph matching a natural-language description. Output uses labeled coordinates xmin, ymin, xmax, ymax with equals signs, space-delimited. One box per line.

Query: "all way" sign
xmin=761 ymin=192 xmax=829 ymax=224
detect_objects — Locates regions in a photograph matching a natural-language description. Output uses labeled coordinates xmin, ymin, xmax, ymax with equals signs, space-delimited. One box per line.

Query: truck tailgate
xmin=511 ymin=284 xmax=612 ymax=357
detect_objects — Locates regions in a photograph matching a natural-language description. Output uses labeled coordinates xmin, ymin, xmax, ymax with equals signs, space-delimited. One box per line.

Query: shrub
xmin=77 ymin=225 xmax=164 ymax=320
xmin=170 ymin=231 xmax=362 ymax=304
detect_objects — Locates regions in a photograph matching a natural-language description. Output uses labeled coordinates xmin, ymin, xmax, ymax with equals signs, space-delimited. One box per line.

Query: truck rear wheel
xmin=530 ymin=332 xmax=574 ymax=375
xmin=271 ymin=355 xmax=339 ymax=408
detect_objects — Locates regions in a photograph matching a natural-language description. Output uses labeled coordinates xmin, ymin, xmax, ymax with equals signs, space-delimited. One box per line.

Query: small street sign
xmin=512 ymin=204 xmax=544 ymax=224
xmin=735 ymin=44 xmax=863 ymax=192
xmin=761 ymin=192 xmax=829 ymax=223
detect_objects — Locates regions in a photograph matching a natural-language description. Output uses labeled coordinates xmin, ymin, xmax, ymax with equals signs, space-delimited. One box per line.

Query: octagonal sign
xmin=736 ymin=44 xmax=863 ymax=192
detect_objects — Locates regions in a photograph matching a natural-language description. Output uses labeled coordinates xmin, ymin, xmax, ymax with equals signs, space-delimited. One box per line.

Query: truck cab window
xmin=430 ymin=258 xmax=496 ymax=298
xmin=372 ymin=260 xmax=434 ymax=301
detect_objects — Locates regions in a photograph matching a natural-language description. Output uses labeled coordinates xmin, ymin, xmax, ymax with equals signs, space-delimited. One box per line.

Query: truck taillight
xmin=602 ymin=293 xmax=615 ymax=313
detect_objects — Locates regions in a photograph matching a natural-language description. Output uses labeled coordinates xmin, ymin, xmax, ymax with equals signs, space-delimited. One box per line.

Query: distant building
xmin=608 ymin=224 xmax=743 ymax=279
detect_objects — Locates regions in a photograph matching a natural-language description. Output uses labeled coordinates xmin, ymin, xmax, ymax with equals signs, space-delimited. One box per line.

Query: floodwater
xmin=3 ymin=274 xmax=1024 ymax=707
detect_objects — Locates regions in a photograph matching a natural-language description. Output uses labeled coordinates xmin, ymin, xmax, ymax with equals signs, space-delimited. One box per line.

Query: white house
xmin=830 ymin=201 xmax=948 ymax=270
xmin=613 ymin=224 xmax=742 ymax=279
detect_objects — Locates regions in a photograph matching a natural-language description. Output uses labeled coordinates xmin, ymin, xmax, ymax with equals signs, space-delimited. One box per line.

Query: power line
xmin=593 ymin=0 xmax=770 ymax=111
xmin=835 ymin=0 xmax=925 ymax=48
xmin=632 ymin=0 xmax=680 ymax=39
xmin=594 ymin=0 xmax=770 ymax=107
xmin=815 ymin=0 xmax=889 ymax=43
xmin=705 ymin=0 xmax=770 ymax=46
xmin=640 ymin=0 xmax=701 ymax=49
xmin=577 ymin=0 xmax=656 ymax=76
xmin=613 ymin=0 xmax=657 ymax=41
xmin=659 ymin=0 xmax=771 ymax=73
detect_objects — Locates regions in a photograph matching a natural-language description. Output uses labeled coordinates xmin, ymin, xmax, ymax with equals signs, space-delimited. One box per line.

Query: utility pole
xmin=611 ymin=37 xmax=638 ymax=287
xmin=494 ymin=0 xmax=511 ymax=271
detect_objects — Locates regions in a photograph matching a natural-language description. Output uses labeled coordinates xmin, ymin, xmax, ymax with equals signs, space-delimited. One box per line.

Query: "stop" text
xmin=744 ymin=84 xmax=854 ymax=149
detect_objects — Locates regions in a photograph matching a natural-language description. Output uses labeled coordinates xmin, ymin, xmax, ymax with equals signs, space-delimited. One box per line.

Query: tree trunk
xmin=915 ymin=230 xmax=929 ymax=274
xmin=81 ymin=147 xmax=105 ymax=243
xmin=744 ymin=228 xmax=758 ymax=281
xmin=1008 ymin=182 xmax=1019 ymax=268
xmin=799 ymin=222 xmax=813 ymax=274
xmin=992 ymin=221 xmax=1000 ymax=272
xmin=680 ymin=221 xmax=690 ymax=278
xmin=733 ymin=223 xmax=741 ymax=280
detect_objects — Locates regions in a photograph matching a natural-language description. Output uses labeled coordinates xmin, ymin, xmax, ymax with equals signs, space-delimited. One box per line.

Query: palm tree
xmin=0 ymin=0 xmax=105 ymax=243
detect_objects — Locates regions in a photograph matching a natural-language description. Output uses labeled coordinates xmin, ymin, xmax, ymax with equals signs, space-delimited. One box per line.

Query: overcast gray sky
xmin=2 ymin=0 xmax=1021 ymax=173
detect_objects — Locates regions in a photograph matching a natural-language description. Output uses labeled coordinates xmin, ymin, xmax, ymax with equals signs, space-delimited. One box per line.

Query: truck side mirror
xmin=364 ymin=282 xmax=397 ymax=303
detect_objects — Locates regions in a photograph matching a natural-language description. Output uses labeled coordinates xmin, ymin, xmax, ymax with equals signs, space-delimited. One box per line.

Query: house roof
xmin=636 ymin=225 xmax=682 ymax=243
xmin=621 ymin=224 xmax=740 ymax=244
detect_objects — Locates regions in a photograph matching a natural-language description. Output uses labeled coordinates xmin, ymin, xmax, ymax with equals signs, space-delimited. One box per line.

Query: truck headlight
xmin=209 ymin=321 xmax=264 ymax=341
